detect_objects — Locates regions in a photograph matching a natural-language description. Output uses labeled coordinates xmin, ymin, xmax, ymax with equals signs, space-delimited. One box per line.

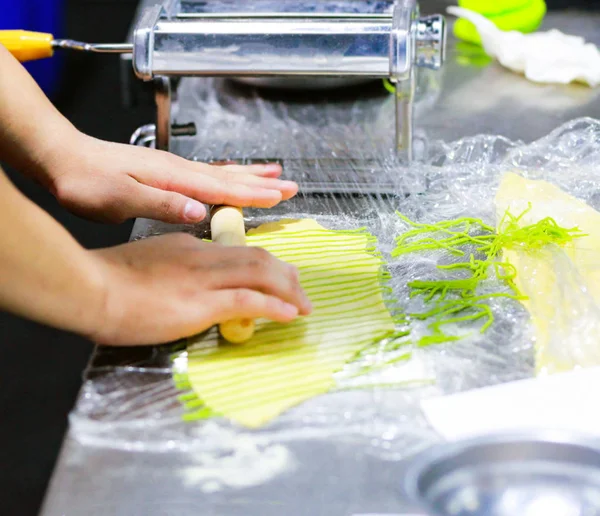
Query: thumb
xmin=134 ymin=184 xmax=207 ymax=223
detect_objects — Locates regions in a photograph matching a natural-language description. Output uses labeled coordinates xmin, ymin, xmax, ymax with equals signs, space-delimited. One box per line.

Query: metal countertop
xmin=41 ymin=5 xmax=600 ymax=516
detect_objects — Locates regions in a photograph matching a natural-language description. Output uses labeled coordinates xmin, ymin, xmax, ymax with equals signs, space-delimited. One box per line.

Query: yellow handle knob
xmin=0 ymin=30 xmax=54 ymax=62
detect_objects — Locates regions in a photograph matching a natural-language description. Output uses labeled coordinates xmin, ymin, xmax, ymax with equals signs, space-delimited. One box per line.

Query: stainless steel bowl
xmin=402 ymin=432 xmax=600 ymax=516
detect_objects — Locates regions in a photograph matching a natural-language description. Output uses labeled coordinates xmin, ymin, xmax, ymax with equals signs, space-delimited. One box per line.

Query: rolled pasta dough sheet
xmin=496 ymin=172 xmax=600 ymax=374
xmin=183 ymin=219 xmax=396 ymax=428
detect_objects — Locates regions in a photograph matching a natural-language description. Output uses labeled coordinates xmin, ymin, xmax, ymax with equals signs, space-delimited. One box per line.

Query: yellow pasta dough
xmin=181 ymin=219 xmax=396 ymax=428
xmin=496 ymin=172 xmax=600 ymax=374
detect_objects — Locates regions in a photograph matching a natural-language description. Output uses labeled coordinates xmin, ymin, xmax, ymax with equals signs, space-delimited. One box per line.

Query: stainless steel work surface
xmin=41 ymin=7 xmax=600 ymax=516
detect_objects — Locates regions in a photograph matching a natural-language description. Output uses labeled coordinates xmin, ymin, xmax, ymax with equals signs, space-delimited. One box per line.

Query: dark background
xmin=1 ymin=2 xmax=151 ymax=515
xmin=0 ymin=0 xmax=597 ymax=514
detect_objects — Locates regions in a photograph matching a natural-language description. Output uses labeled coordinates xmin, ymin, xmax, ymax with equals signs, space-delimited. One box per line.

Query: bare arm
xmin=0 ymin=166 xmax=311 ymax=344
xmin=0 ymin=43 xmax=76 ymax=187
xmin=0 ymin=43 xmax=297 ymax=224
xmin=0 ymin=167 xmax=105 ymax=335
xmin=0 ymin=44 xmax=311 ymax=343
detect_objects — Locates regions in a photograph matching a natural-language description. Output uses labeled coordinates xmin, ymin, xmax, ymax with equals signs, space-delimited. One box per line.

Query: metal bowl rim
xmin=402 ymin=429 xmax=600 ymax=504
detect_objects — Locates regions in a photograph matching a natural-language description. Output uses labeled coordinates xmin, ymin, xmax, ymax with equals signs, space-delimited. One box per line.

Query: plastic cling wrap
xmin=69 ymin=118 xmax=600 ymax=496
xmin=496 ymin=172 xmax=600 ymax=375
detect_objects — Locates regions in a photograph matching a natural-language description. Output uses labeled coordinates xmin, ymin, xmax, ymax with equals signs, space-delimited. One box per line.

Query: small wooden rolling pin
xmin=210 ymin=206 xmax=255 ymax=344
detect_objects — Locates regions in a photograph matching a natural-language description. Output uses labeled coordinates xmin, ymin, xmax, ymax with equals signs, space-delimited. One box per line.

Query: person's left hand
xmin=43 ymin=133 xmax=297 ymax=224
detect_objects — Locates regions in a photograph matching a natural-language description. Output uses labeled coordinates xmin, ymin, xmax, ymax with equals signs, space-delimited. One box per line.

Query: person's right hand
xmin=88 ymin=233 xmax=312 ymax=346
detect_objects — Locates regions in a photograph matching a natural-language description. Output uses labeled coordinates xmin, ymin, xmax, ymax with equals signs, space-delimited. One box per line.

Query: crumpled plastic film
xmin=69 ymin=119 xmax=600 ymax=485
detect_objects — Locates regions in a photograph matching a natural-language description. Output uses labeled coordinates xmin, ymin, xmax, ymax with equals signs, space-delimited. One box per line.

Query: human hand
xmin=88 ymin=233 xmax=312 ymax=346
xmin=453 ymin=0 xmax=546 ymax=45
xmin=44 ymin=133 xmax=297 ymax=224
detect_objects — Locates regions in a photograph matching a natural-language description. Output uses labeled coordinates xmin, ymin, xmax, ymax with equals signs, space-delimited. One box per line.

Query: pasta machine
xmin=2 ymin=0 xmax=446 ymax=169
xmin=125 ymin=0 xmax=447 ymax=162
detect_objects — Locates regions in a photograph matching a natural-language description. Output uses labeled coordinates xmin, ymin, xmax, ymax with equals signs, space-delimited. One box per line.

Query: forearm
xmin=0 ymin=167 xmax=104 ymax=336
xmin=0 ymin=43 xmax=78 ymax=187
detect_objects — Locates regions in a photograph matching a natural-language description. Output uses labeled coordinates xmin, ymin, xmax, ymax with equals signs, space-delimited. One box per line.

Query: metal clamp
xmin=132 ymin=4 xmax=162 ymax=81
xmin=416 ymin=15 xmax=446 ymax=70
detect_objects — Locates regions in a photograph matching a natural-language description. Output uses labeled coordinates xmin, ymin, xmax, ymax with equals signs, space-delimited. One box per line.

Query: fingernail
xmin=279 ymin=180 xmax=297 ymax=188
xmin=184 ymin=200 xmax=205 ymax=221
xmin=265 ymin=164 xmax=282 ymax=172
xmin=282 ymin=302 xmax=299 ymax=318
xmin=302 ymin=296 xmax=313 ymax=314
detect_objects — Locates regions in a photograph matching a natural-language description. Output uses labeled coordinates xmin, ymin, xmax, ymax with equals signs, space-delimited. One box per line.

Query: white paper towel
xmin=447 ymin=6 xmax=600 ymax=87
xmin=421 ymin=366 xmax=600 ymax=440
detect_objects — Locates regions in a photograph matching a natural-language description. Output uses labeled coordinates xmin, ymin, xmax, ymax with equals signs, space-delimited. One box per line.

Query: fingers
xmin=134 ymin=165 xmax=285 ymax=208
xmin=209 ymin=289 xmax=301 ymax=324
xmin=209 ymin=161 xmax=283 ymax=178
xmin=217 ymin=171 xmax=297 ymax=200
xmin=205 ymin=247 xmax=312 ymax=315
xmin=190 ymin=177 xmax=286 ymax=208
xmin=92 ymin=232 xmax=312 ymax=345
xmin=130 ymin=149 xmax=297 ymax=207
xmin=220 ymin=163 xmax=282 ymax=178
xmin=177 ymin=164 xmax=297 ymax=204
xmin=147 ymin=237 xmax=311 ymax=318
xmin=131 ymin=184 xmax=207 ymax=223
xmin=200 ymin=173 xmax=298 ymax=203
